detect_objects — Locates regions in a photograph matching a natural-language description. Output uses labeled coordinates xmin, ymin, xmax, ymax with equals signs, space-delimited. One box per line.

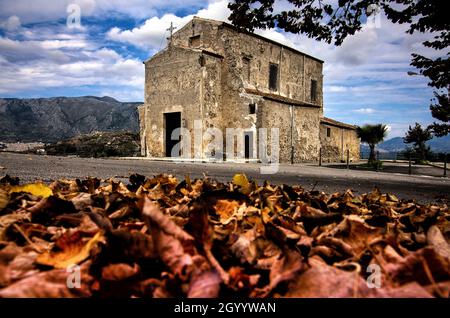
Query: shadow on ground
xmin=324 ymin=162 xmax=446 ymax=178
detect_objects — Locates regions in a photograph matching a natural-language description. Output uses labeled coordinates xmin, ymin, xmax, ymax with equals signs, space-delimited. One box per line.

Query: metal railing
xmin=360 ymin=150 xmax=448 ymax=177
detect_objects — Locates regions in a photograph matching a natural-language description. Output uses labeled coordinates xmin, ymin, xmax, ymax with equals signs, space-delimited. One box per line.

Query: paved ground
xmin=1 ymin=152 xmax=449 ymax=204
xmin=324 ymin=161 xmax=447 ymax=178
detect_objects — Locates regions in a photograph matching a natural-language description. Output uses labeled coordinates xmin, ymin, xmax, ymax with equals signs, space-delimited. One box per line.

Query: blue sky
xmin=0 ymin=0 xmax=440 ymax=138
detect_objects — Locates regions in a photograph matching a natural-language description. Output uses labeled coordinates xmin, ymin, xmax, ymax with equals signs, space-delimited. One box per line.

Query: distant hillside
xmin=0 ymin=96 xmax=141 ymax=143
xmin=45 ymin=131 xmax=140 ymax=158
xmin=361 ymin=135 xmax=450 ymax=153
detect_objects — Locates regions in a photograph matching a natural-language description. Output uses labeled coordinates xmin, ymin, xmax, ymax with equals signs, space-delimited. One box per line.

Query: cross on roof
xmin=166 ymin=22 xmax=177 ymax=43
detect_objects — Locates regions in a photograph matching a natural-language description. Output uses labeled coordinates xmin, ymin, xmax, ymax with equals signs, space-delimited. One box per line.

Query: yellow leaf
xmin=0 ymin=188 xmax=9 ymax=210
xmin=10 ymin=183 xmax=53 ymax=198
xmin=36 ymin=231 xmax=104 ymax=269
xmin=233 ymin=174 xmax=249 ymax=188
xmin=232 ymin=174 xmax=253 ymax=195
xmin=387 ymin=193 xmax=399 ymax=202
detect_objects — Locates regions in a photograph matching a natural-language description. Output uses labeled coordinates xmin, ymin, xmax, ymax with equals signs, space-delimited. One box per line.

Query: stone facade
xmin=320 ymin=117 xmax=360 ymax=162
xmin=139 ymin=17 xmax=359 ymax=163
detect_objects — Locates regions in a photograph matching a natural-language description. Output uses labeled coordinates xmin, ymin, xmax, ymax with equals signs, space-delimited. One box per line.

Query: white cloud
xmin=107 ymin=14 xmax=189 ymax=51
xmin=107 ymin=0 xmax=230 ymax=51
xmin=0 ymin=20 xmax=143 ymax=101
xmin=0 ymin=49 xmax=143 ymax=92
xmin=0 ymin=0 xmax=208 ymax=23
xmin=327 ymin=86 xmax=348 ymax=93
xmin=355 ymin=108 xmax=376 ymax=114
xmin=0 ymin=0 xmax=95 ymax=24
xmin=195 ymin=0 xmax=232 ymax=21
xmin=0 ymin=15 xmax=21 ymax=31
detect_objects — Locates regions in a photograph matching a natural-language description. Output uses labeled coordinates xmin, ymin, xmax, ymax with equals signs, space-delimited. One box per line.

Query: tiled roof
xmin=320 ymin=117 xmax=357 ymax=130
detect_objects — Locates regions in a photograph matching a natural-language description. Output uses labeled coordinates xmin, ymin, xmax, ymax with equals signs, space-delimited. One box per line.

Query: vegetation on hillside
xmin=44 ymin=131 xmax=140 ymax=158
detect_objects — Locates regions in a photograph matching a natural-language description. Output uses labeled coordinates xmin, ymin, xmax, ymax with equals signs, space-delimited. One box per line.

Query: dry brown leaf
xmin=101 ymin=263 xmax=140 ymax=281
xmin=187 ymin=270 xmax=221 ymax=298
xmin=285 ymin=257 xmax=379 ymax=298
xmin=0 ymin=262 xmax=93 ymax=298
xmin=142 ymin=198 xmax=193 ymax=241
xmin=0 ymin=212 xmax=31 ymax=240
xmin=36 ymin=231 xmax=104 ymax=269
xmin=253 ymin=249 xmax=304 ymax=297
xmin=213 ymin=199 xmax=240 ymax=223
xmin=150 ymin=228 xmax=194 ymax=280
xmin=384 ymin=246 xmax=450 ymax=285
xmin=0 ymin=251 xmax=39 ymax=287
xmin=143 ymin=200 xmax=195 ymax=280
xmin=427 ymin=225 xmax=450 ymax=261
xmin=70 ymin=193 xmax=93 ymax=211
xmin=319 ymin=215 xmax=382 ymax=257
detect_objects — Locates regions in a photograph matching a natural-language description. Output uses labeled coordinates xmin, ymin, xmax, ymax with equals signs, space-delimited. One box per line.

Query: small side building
xmin=320 ymin=117 xmax=360 ymax=162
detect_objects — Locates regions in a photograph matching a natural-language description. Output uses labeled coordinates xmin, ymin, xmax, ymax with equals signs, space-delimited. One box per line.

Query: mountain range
xmin=2 ymin=96 xmax=450 ymax=154
xmin=0 ymin=96 xmax=141 ymax=143
xmin=361 ymin=135 xmax=450 ymax=154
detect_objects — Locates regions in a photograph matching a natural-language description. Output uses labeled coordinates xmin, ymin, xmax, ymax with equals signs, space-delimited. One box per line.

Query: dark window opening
xmin=189 ymin=35 xmax=201 ymax=47
xmin=269 ymin=63 xmax=279 ymax=91
xmin=244 ymin=131 xmax=254 ymax=159
xmin=249 ymin=103 xmax=256 ymax=114
xmin=198 ymin=55 xmax=205 ymax=67
xmin=311 ymin=79 xmax=317 ymax=102
xmin=243 ymin=57 xmax=250 ymax=82
xmin=326 ymin=127 xmax=331 ymax=138
xmin=165 ymin=112 xmax=181 ymax=157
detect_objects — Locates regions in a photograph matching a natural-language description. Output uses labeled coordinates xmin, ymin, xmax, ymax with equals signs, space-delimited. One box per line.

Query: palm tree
xmin=357 ymin=124 xmax=388 ymax=164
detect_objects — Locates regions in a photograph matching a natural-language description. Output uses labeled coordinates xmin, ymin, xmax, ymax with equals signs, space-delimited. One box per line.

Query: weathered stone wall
xmin=293 ymin=107 xmax=321 ymax=162
xmin=258 ymin=100 xmax=292 ymax=162
xmin=173 ymin=18 xmax=324 ymax=108
xmin=171 ymin=19 xmax=223 ymax=53
xmin=137 ymin=105 xmax=146 ymax=156
xmin=319 ymin=123 xmax=360 ymax=162
xmin=258 ymin=101 xmax=321 ymax=163
xmin=215 ymin=23 xmax=323 ymax=163
xmin=198 ymin=53 xmax=224 ymax=157
xmin=142 ymin=47 xmax=203 ymax=157
xmin=141 ymin=45 xmax=224 ymax=158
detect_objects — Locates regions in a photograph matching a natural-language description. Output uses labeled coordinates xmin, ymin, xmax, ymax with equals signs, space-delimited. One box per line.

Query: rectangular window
xmin=189 ymin=35 xmax=201 ymax=47
xmin=249 ymin=103 xmax=256 ymax=114
xmin=244 ymin=131 xmax=254 ymax=159
xmin=269 ymin=63 xmax=279 ymax=91
xmin=242 ymin=57 xmax=250 ymax=82
xmin=311 ymin=79 xmax=317 ymax=102
xmin=327 ymin=127 xmax=331 ymax=138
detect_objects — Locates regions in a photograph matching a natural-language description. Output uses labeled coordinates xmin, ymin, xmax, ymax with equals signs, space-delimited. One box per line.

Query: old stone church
xmin=138 ymin=17 xmax=360 ymax=163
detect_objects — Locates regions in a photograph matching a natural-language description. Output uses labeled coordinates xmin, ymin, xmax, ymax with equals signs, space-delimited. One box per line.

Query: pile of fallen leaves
xmin=0 ymin=173 xmax=449 ymax=298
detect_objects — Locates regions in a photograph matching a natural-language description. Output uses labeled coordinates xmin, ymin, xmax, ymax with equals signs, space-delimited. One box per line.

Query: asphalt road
xmin=1 ymin=152 xmax=449 ymax=204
